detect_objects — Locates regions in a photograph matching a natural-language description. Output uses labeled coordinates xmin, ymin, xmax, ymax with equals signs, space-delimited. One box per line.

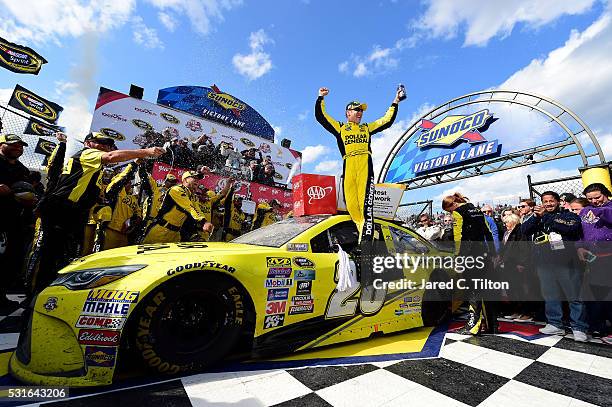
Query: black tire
xmin=421 ymin=268 xmax=452 ymax=327
xmin=131 ymin=275 xmax=246 ymax=374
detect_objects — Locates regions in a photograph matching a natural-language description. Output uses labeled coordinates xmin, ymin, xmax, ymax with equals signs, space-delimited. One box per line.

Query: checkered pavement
xmin=0 ymin=296 xmax=610 ymax=407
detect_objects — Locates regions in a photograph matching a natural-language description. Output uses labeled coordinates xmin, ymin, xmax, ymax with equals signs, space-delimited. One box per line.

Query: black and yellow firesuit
xmin=315 ymin=96 xmax=397 ymax=243
xmin=31 ymin=146 xmax=106 ymax=292
xmin=452 ymin=202 xmax=497 ymax=335
xmin=221 ymin=187 xmax=246 ymax=241
xmin=142 ymin=184 xmax=205 ymax=243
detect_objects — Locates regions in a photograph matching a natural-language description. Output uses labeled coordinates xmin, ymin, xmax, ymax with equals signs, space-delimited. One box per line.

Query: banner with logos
xmin=24 ymin=117 xmax=65 ymax=137
xmin=8 ymin=84 xmax=63 ymax=124
xmin=91 ymin=87 xmax=301 ymax=184
xmin=157 ymin=85 xmax=275 ymax=141
xmin=0 ymin=37 xmax=47 ymax=75
xmin=337 ymin=180 xmax=404 ymax=220
xmin=151 ymin=162 xmax=294 ymax=215
xmin=34 ymin=138 xmax=57 ymax=167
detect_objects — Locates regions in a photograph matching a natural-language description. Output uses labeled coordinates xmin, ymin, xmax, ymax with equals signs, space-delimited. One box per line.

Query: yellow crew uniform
xmin=221 ymin=188 xmax=246 ymax=241
xmin=315 ymin=97 xmax=397 ymax=242
xmin=143 ymin=185 xmax=205 ymax=243
xmin=104 ymin=188 xmax=141 ymax=249
xmin=251 ymin=202 xmax=280 ymax=231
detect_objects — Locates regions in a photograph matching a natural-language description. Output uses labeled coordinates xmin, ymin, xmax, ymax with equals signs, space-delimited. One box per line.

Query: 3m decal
xmin=263 ymin=314 xmax=285 ymax=329
xmin=265 ymin=301 xmax=287 ymax=315
xmin=266 ymin=257 xmax=291 ymax=267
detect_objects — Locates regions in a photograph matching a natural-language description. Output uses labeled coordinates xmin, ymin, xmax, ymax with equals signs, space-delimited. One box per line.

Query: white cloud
xmin=314 ymin=160 xmax=342 ymax=175
xmin=297 ymin=110 xmax=309 ymax=121
xmin=301 ymin=144 xmax=330 ymax=164
xmin=232 ymin=29 xmax=273 ymax=80
xmin=0 ymin=88 xmax=14 ymax=105
xmin=0 ymin=0 xmax=242 ymax=45
xmin=499 ymin=4 xmax=612 ymax=161
xmin=340 ymin=42 xmax=410 ymax=78
xmin=133 ymin=16 xmax=164 ymax=49
xmin=158 ymin=11 xmax=177 ymax=31
xmin=338 ymin=61 xmax=349 ymax=73
xmin=416 ymin=0 xmax=596 ymax=46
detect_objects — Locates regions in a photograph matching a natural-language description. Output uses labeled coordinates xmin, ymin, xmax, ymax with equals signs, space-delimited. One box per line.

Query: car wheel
xmin=421 ymin=268 xmax=452 ymax=327
xmin=131 ymin=275 xmax=246 ymax=374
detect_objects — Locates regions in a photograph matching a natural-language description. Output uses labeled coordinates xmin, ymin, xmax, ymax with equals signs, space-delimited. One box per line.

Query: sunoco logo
xmin=307 ymin=186 xmax=333 ymax=204
xmin=415 ymin=109 xmax=494 ymax=148
xmin=132 ymin=119 xmax=153 ymax=131
xmin=15 ymin=91 xmax=57 ymax=121
xmin=100 ymin=128 xmax=126 ymax=141
xmin=207 ymin=91 xmax=246 ymax=111
xmin=161 ymin=112 xmax=180 ymax=124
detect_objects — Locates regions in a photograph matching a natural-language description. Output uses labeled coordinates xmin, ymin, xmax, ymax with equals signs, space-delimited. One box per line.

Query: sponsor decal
xmin=264 ymin=278 xmax=293 ymax=288
xmin=88 ymin=289 xmax=139 ymax=303
xmin=294 ymin=269 xmax=316 ymax=280
xmin=160 ymin=112 xmax=180 ymax=124
xmin=135 ymin=107 xmax=157 ymax=116
xmin=240 ymin=137 xmax=255 ymax=147
xmin=403 ymin=296 xmax=412 ymax=303
xmin=167 ymin=261 xmax=236 ymax=276
xmin=85 ymin=346 xmax=117 ymax=367
xmin=0 ymin=36 xmax=47 ymax=75
xmin=267 ymin=288 xmax=289 ymax=301
xmin=185 ymin=119 xmax=202 ymax=132
xmin=291 ymin=295 xmax=314 ymax=306
xmin=82 ymin=301 xmax=131 ymax=316
xmin=136 ymin=244 xmax=171 ymax=254
xmin=43 ymin=297 xmax=58 ymax=311
xmin=267 ymin=267 xmax=292 ymax=278
xmin=285 ymin=162 xmax=293 ymax=170
xmin=9 ymin=84 xmax=63 ymax=123
xmin=273 ymin=172 xmax=283 ymax=180
xmin=260 ymin=143 xmax=271 ymax=153
xmin=416 ymin=109 xmax=495 ymax=148
xmin=413 ymin=295 xmax=421 ymax=302
xmin=409 ymin=303 xmax=421 ymax=307
xmin=99 ymin=127 xmax=126 ymax=141
xmin=293 ymin=257 xmax=315 ymax=268
xmin=101 ymin=112 xmax=127 ymax=122
xmin=286 ymin=243 xmax=309 ymax=252
xmin=78 ymin=329 xmax=121 ymax=346
xmin=307 ymin=185 xmax=333 ymax=204
xmin=75 ymin=315 xmax=126 ymax=330
xmin=266 ymin=257 xmax=291 ymax=267
xmin=296 ymin=280 xmax=312 ymax=296
xmin=399 ymin=303 xmax=409 ymax=309
xmin=288 ymin=304 xmax=314 ymax=315
xmin=263 ymin=314 xmax=285 ymax=329
xmin=207 ymin=87 xmax=246 ymax=114
xmin=132 ymin=118 xmax=153 ymax=131
xmin=394 ymin=309 xmax=403 ymax=316
xmin=265 ymin=301 xmax=287 ymax=315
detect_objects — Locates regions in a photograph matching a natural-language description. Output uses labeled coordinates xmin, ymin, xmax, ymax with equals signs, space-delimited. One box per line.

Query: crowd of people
xmin=415 ymin=188 xmax=611 ymax=344
xmin=0 ymin=130 xmax=286 ymax=307
xmin=134 ymin=128 xmax=282 ymax=186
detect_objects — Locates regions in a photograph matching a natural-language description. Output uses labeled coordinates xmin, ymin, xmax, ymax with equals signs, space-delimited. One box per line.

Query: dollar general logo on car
xmin=415 ymin=109 xmax=493 ymax=148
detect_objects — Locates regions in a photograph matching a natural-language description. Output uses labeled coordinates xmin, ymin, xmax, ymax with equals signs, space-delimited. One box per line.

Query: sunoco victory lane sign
xmin=90 ymin=87 xmax=301 ymax=184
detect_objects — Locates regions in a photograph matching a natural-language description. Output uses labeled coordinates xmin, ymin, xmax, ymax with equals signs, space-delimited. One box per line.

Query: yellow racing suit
xmin=104 ymin=188 xmax=141 ymax=249
xmin=251 ymin=202 xmax=280 ymax=231
xmin=143 ymin=185 xmax=205 ymax=243
xmin=221 ymin=188 xmax=246 ymax=241
xmin=315 ymin=96 xmax=397 ymax=242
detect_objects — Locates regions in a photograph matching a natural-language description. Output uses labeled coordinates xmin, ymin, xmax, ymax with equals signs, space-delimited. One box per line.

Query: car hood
xmin=59 ymin=242 xmax=279 ymax=274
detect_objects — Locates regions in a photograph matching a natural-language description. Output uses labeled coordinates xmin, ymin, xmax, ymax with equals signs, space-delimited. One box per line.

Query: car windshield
xmin=231 ymin=215 xmax=329 ymax=247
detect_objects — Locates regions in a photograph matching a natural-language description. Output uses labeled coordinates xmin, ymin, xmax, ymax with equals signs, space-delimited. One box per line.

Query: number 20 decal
xmin=324 ymin=262 xmax=387 ymax=319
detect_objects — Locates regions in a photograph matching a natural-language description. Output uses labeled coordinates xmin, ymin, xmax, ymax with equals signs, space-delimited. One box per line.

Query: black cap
xmin=0 ymin=134 xmax=28 ymax=146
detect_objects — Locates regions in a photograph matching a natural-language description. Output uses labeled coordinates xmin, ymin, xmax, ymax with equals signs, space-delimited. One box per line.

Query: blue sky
xmin=1 ymin=0 xmax=611 ymax=208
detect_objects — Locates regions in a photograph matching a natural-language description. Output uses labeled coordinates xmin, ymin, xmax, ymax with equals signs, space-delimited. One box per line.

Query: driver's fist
xmin=319 ymin=87 xmax=329 ymax=97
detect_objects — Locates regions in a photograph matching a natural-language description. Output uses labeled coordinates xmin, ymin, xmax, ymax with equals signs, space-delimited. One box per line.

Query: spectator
xmin=481 ymin=205 xmax=500 ymax=252
xmin=521 ymin=191 xmax=587 ymax=341
xmin=245 ymin=160 xmax=262 ymax=182
xmin=256 ymin=164 xmax=276 ymax=186
xmin=569 ymin=197 xmax=589 ymax=215
xmin=502 ymin=208 xmax=520 ymax=218
xmin=0 ymin=134 xmax=31 ymax=309
xmin=31 ymin=132 xmax=164 ymax=293
xmin=416 ymin=213 xmax=444 ymax=241
xmin=518 ymin=199 xmax=536 ymax=222
xmin=225 ymin=147 xmax=243 ymax=171
xmin=559 ymin=192 xmax=577 ymax=212
xmin=576 ymin=183 xmax=612 ymax=344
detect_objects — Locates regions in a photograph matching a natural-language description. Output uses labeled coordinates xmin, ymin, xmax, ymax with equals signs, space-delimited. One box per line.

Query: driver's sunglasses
xmin=349 ymin=108 xmax=363 ymax=112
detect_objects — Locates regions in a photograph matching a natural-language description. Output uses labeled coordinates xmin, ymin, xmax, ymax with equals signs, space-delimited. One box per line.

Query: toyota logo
xmin=307 ymin=186 xmax=332 ymax=204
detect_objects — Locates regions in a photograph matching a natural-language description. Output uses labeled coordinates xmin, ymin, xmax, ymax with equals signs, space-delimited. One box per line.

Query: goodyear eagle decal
xmin=415 ymin=109 xmax=496 ymax=148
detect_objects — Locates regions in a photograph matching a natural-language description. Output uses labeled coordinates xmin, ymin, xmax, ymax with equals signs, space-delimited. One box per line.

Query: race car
xmin=10 ymin=214 xmax=454 ymax=387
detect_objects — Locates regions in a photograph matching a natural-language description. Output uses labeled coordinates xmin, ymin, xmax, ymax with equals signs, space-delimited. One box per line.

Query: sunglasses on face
xmin=518 ymin=205 xmax=527 ymax=208
xmin=349 ymin=108 xmax=363 ymax=112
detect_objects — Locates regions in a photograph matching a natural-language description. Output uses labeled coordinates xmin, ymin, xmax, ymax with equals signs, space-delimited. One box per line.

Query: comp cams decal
xmin=75 ymin=315 xmax=126 ymax=330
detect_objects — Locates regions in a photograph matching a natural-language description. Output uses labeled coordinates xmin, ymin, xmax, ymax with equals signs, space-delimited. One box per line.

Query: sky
xmin=1 ymin=0 xmax=611 ymax=209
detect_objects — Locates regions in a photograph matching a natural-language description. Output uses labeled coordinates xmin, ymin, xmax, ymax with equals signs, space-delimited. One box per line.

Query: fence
xmin=527 ymin=174 xmax=586 ymax=201
xmin=395 ymin=200 xmax=433 ymax=227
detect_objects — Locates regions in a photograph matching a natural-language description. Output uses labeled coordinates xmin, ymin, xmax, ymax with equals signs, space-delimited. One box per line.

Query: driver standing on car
xmin=142 ymin=171 xmax=207 ymax=244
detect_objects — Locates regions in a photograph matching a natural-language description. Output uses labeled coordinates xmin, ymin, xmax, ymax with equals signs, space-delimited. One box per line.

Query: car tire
xmin=131 ymin=275 xmax=246 ymax=374
xmin=421 ymin=268 xmax=452 ymax=327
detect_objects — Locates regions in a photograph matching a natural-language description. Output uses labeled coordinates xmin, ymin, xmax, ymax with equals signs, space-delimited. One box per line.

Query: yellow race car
xmin=10 ymin=214 xmax=454 ymax=387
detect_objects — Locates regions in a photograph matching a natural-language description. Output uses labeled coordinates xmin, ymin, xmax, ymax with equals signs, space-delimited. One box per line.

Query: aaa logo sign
xmin=415 ymin=109 xmax=495 ymax=148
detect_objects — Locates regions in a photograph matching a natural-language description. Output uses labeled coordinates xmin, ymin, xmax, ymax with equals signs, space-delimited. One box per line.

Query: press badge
xmin=549 ymin=232 xmax=565 ymax=250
